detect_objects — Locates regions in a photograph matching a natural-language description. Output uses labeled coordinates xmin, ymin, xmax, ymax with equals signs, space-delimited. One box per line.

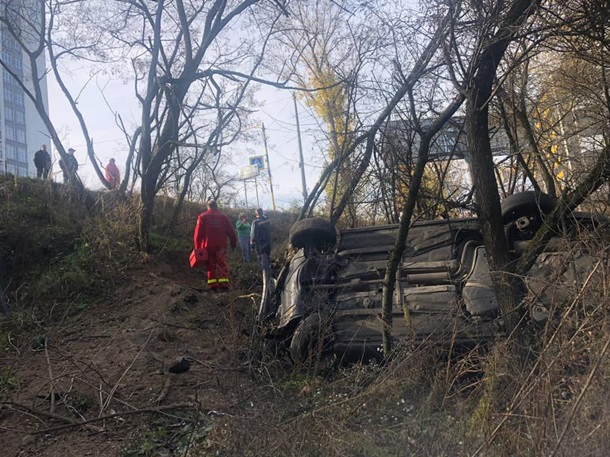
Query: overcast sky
xmin=46 ymin=70 xmax=324 ymax=210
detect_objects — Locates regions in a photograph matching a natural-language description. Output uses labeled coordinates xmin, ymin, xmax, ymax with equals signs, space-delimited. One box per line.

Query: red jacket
xmin=194 ymin=209 xmax=237 ymax=250
xmin=105 ymin=162 xmax=120 ymax=188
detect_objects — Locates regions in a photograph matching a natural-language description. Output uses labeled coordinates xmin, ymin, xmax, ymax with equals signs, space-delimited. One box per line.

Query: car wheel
xmin=290 ymin=313 xmax=335 ymax=365
xmin=501 ymin=191 xmax=556 ymax=241
xmin=289 ymin=218 xmax=337 ymax=250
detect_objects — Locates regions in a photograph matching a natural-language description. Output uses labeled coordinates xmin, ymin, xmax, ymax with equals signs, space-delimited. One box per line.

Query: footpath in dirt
xmin=0 ymin=256 xmax=275 ymax=456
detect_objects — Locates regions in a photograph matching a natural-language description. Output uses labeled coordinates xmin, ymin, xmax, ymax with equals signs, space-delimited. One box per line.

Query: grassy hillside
xmin=1 ymin=175 xmax=610 ymax=456
xmin=0 ymin=175 xmax=297 ymax=312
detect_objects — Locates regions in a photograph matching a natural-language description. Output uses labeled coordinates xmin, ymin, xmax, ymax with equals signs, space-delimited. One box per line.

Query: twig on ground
xmin=31 ymin=402 xmax=196 ymax=435
xmin=56 ymin=347 xmax=111 ymax=387
xmin=3 ymin=401 xmax=78 ymax=426
xmin=43 ymin=339 xmax=56 ymax=414
xmin=99 ymin=328 xmax=154 ymax=417
xmin=150 ymin=318 xmax=202 ymax=330
xmin=62 ymin=334 xmax=112 ymax=343
xmin=155 ymin=378 xmax=172 ymax=404
xmin=550 ymin=335 xmax=610 ymax=457
xmin=236 ymin=293 xmax=260 ymax=300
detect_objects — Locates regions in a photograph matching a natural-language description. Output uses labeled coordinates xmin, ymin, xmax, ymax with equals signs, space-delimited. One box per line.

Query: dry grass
xmin=192 ymin=227 xmax=610 ymax=457
xmin=3 ymin=177 xmax=610 ymax=456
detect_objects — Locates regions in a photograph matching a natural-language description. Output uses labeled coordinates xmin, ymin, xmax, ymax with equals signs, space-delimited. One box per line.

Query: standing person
xmin=236 ymin=213 xmax=251 ymax=262
xmin=250 ymin=208 xmax=271 ymax=270
xmin=59 ymin=148 xmax=78 ymax=183
xmin=251 ymin=208 xmax=272 ymax=320
xmin=33 ymin=144 xmax=52 ymax=179
xmin=193 ymin=199 xmax=237 ymax=292
xmin=104 ymin=158 xmax=121 ymax=189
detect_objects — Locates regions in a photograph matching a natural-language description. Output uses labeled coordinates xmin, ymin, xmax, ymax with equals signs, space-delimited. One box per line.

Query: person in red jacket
xmin=104 ymin=158 xmax=121 ymax=189
xmin=193 ymin=199 xmax=237 ymax=292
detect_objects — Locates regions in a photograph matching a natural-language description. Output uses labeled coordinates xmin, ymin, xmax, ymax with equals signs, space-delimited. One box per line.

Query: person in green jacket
xmin=236 ymin=212 xmax=251 ymax=262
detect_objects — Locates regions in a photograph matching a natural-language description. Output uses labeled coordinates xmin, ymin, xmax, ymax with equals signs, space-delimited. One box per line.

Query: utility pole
xmin=293 ymin=92 xmax=308 ymax=203
xmin=261 ymin=123 xmax=276 ymax=211
xmin=254 ymin=175 xmax=260 ymax=207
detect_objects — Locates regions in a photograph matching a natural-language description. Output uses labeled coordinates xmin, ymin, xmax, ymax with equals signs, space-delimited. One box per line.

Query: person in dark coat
xmin=250 ymin=208 xmax=271 ymax=271
xmin=33 ymin=144 xmax=52 ymax=179
xmin=59 ymin=148 xmax=78 ymax=183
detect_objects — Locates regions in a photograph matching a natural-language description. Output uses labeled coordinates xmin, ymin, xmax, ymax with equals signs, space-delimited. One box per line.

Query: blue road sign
xmin=249 ymin=156 xmax=264 ymax=170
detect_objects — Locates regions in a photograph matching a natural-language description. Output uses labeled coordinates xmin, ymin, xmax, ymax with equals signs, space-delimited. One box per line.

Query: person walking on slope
xmin=34 ymin=144 xmax=52 ymax=180
xmin=104 ymin=158 xmax=121 ymax=189
xmin=236 ymin=213 xmax=251 ymax=262
xmin=193 ymin=199 xmax=237 ymax=292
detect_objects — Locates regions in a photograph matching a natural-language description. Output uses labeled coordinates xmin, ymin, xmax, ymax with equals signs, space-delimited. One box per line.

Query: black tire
xmin=289 ymin=218 xmax=336 ymax=250
xmin=501 ymin=191 xmax=555 ymax=223
xmin=501 ymin=191 xmax=556 ymax=241
xmin=290 ymin=313 xmax=335 ymax=365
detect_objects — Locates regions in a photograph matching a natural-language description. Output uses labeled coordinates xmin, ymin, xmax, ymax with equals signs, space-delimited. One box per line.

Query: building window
xmin=4 ymin=106 xmax=14 ymax=122
xmin=3 ymin=87 xmax=12 ymax=103
xmin=17 ymin=165 xmax=28 ymax=177
xmin=14 ymin=93 xmax=24 ymax=106
xmin=17 ymin=146 xmax=26 ymax=162
xmin=16 ymin=128 xmax=25 ymax=143
xmin=3 ymin=68 xmax=15 ymax=84
xmin=2 ymin=35 xmax=17 ymax=50
xmin=13 ymin=55 xmax=22 ymax=72
xmin=6 ymin=164 xmax=17 ymax=175
xmin=5 ymin=144 xmax=16 ymax=160
xmin=5 ymin=126 xmax=15 ymax=141
xmin=14 ymin=110 xmax=24 ymax=125
xmin=2 ymin=51 xmax=12 ymax=67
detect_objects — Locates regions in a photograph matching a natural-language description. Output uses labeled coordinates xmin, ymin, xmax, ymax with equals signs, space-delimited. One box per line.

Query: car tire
xmin=289 ymin=218 xmax=337 ymax=250
xmin=501 ymin=191 xmax=555 ymax=223
xmin=290 ymin=313 xmax=335 ymax=365
xmin=501 ymin=191 xmax=556 ymax=241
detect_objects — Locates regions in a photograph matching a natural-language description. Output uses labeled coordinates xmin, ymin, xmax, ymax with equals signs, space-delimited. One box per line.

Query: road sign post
xmin=249 ymin=156 xmax=264 ymax=170
xmin=239 ymin=165 xmax=260 ymax=208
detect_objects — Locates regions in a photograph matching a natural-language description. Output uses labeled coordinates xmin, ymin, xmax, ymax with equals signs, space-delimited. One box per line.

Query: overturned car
xmin=259 ymin=192 xmax=606 ymax=364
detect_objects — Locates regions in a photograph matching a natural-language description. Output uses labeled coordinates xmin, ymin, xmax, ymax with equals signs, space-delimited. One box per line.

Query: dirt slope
xmin=0 ymin=256 xmax=270 ymax=456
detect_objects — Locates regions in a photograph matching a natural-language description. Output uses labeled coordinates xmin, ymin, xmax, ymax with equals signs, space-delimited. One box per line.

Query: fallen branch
xmin=27 ymin=402 xmax=197 ymax=435
xmin=236 ymin=293 xmax=260 ymax=300
xmin=99 ymin=329 xmax=154 ymax=417
xmin=62 ymin=334 xmax=113 ymax=343
xmin=155 ymin=378 xmax=172 ymax=405
xmin=3 ymin=401 xmax=78 ymax=426
xmin=43 ymin=340 xmax=55 ymax=414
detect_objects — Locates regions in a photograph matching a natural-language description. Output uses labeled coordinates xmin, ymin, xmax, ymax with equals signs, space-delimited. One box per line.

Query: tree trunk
xmin=464 ymin=0 xmax=542 ymax=357
xmin=139 ymin=173 xmax=157 ymax=252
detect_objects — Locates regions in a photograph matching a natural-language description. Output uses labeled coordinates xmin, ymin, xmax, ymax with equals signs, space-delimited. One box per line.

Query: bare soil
xmin=0 ymin=256 xmax=277 ymax=456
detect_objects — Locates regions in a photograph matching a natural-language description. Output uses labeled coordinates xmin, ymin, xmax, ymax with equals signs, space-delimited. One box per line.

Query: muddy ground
xmin=0 ymin=256 xmax=285 ymax=456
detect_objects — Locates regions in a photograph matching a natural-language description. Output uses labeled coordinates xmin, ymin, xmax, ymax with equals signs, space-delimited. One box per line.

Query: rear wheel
xmin=501 ymin=191 xmax=556 ymax=241
xmin=289 ymin=218 xmax=336 ymax=250
xmin=290 ymin=313 xmax=335 ymax=366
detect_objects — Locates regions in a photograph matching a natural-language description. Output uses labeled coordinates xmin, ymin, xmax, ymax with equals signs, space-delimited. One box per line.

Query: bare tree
xmin=1 ymin=0 xmax=289 ymax=250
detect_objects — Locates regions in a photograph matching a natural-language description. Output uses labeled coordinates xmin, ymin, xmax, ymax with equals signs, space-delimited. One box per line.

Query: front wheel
xmin=289 ymin=218 xmax=337 ymax=251
xmin=290 ymin=313 xmax=335 ymax=366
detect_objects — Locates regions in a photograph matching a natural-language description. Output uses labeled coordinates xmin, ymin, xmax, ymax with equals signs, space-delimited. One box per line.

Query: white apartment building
xmin=0 ymin=0 xmax=50 ymax=178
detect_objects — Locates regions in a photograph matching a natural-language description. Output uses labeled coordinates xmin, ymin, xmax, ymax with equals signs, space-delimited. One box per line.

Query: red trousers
xmin=206 ymin=247 xmax=230 ymax=289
